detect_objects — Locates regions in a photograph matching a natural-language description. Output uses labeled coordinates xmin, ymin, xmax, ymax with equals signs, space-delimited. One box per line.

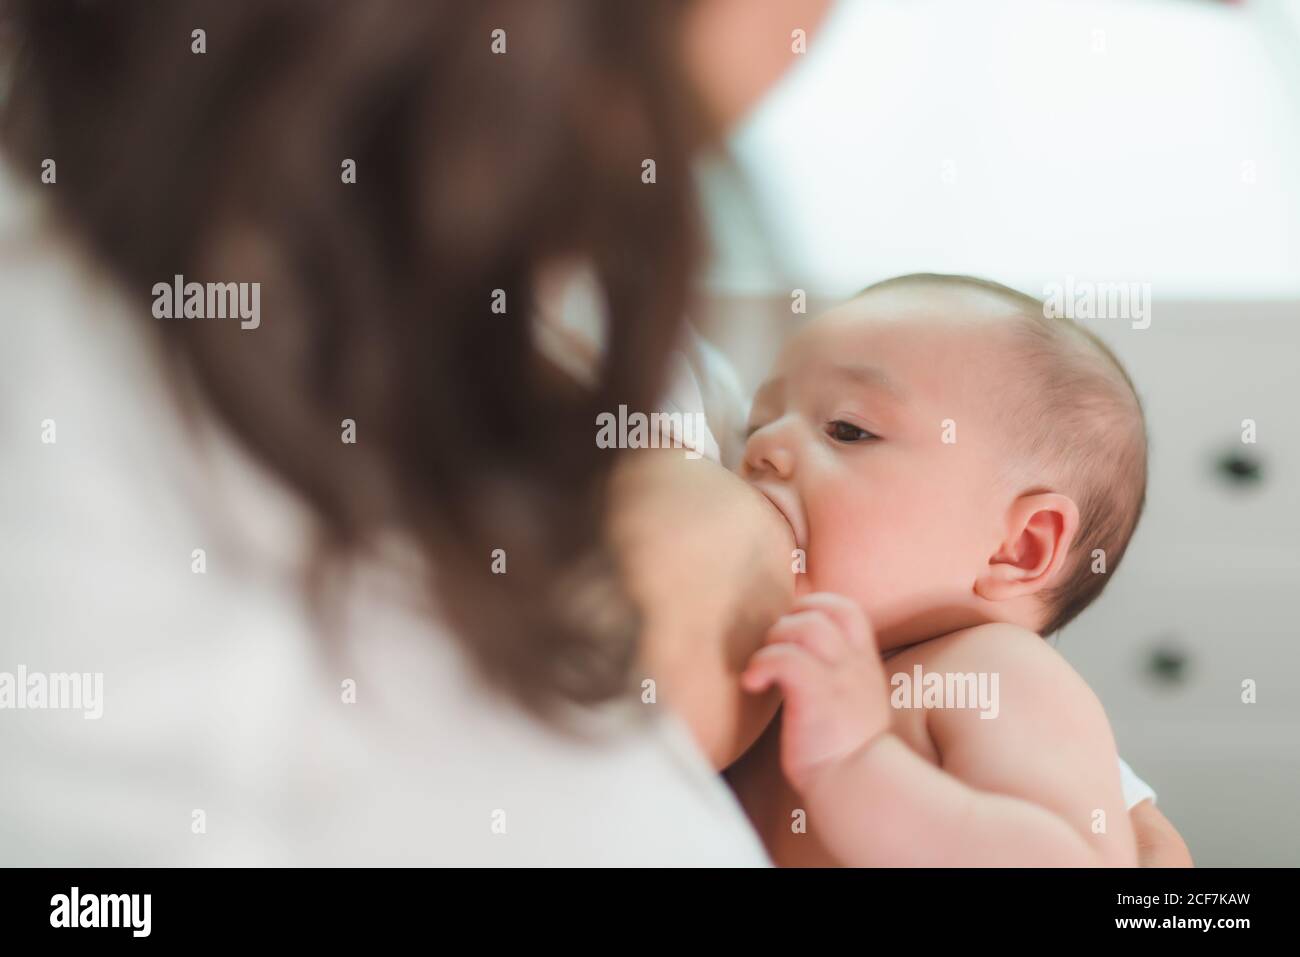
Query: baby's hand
xmin=740 ymin=593 xmax=892 ymax=794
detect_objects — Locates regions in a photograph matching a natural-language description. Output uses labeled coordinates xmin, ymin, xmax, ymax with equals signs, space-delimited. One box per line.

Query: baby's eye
xmin=826 ymin=420 xmax=877 ymax=444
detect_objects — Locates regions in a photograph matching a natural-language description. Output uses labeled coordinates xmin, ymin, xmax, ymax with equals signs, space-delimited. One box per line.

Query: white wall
xmin=709 ymin=0 xmax=1300 ymax=300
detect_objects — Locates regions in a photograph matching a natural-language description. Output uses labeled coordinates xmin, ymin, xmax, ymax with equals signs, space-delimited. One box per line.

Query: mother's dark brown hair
xmin=0 ymin=0 xmax=708 ymax=716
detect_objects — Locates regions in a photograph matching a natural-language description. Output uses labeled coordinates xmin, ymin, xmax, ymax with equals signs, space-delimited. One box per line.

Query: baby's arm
xmin=742 ymin=595 xmax=1137 ymax=866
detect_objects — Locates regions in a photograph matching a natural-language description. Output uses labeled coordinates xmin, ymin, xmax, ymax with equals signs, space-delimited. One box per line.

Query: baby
xmin=723 ymin=273 xmax=1148 ymax=866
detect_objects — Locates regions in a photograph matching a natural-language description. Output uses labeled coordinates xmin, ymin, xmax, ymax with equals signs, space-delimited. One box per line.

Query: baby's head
xmin=742 ymin=273 xmax=1147 ymax=649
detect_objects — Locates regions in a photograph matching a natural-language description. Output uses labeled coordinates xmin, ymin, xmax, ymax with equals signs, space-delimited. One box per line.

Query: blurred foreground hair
xmin=0 ymin=0 xmax=707 ymax=719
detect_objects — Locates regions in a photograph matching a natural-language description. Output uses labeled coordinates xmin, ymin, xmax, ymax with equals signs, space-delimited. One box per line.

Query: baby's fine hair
xmin=858 ymin=273 xmax=1148 ymax=636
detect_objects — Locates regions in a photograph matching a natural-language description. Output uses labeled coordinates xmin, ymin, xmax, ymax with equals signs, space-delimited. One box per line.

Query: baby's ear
xmin=974 ymin=493 xmax=1080 ymax=602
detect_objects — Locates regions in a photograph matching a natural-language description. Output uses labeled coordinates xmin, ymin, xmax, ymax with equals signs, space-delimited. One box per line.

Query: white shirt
xmin=0 ymin=182 xmax=769 ymax=866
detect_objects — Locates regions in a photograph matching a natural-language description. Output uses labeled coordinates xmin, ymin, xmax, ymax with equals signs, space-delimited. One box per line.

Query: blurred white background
xmin=699 ymin=0 xmax=1300 ymax=865
xmin=708 ymin=0 xmax=1300 ymax=299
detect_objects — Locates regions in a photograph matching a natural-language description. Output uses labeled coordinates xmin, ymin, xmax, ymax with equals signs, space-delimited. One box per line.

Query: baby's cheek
xmin=808 ymin=506 xmax=910 ymax=601
xmin=806 ymin=485 xmax=946 ymax=613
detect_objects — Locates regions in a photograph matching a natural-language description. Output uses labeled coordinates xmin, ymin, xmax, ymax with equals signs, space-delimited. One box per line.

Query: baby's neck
xmin=873 ymin=604 xmax=1020 ymax=657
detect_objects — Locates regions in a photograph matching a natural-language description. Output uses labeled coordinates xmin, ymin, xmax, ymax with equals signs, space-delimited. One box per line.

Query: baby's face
xmin=742 ymin=290 xmax=1025 ymax=648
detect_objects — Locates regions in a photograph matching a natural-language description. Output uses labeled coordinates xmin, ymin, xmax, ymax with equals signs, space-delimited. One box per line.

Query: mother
xmin=0 ymin=0 xmax=824 ymax=863
xmin=1 ymin=1 xmax=1191 ymax=867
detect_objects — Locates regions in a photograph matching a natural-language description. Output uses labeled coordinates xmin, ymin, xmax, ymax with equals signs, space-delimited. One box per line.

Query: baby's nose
xmin=743 ymin=424 xmax=796 ymax=479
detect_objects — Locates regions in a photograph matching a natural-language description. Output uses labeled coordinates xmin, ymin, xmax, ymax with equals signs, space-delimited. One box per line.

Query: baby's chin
xmin=798 ymin=573 xmax=909 ymax=643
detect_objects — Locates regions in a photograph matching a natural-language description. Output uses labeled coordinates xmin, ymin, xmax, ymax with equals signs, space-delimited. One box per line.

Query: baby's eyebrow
xmin=830 ymin=364 xmax=907 ymax=401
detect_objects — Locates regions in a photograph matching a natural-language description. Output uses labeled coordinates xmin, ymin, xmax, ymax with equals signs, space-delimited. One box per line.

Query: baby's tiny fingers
xmin=742 ymin=642 xmax=824 ymax=699
xmin=766 ymin=609 xmax=845 ymax=663
xmin=791 ymin=593 xmax=875 ymax=652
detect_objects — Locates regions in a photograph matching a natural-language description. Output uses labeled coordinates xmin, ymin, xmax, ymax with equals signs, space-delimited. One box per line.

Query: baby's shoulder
xmin=895 ymin=622 xmax=1095 ymax=706
xmin=896 ymin=621 xmax=1047 ymax=665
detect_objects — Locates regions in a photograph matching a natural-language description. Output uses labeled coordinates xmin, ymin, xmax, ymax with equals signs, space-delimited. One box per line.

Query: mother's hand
xmin=609 ymin=448 xmax=798 ymax=769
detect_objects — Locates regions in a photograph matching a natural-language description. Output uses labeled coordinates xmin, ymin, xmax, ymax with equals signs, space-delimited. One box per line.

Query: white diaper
xmin=1118 ymin=756 xmax=1157 ymax=809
